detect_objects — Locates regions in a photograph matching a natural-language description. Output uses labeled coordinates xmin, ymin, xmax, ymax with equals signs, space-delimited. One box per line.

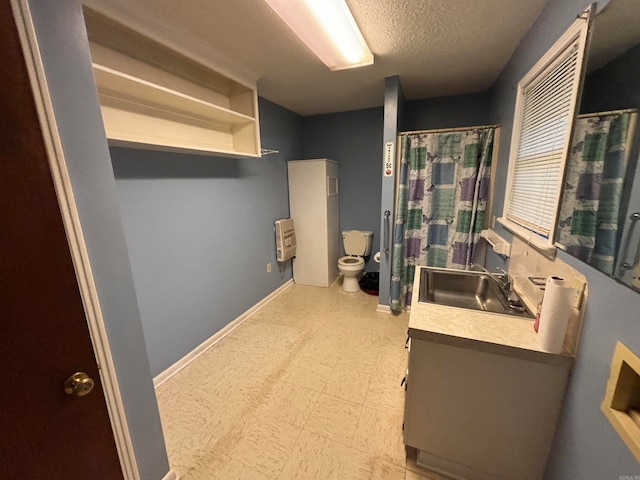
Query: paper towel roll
xmin=537 ymin=277 xmax=575 ymax=353
xmin=373 ymin=251 xmax=381 ymax=263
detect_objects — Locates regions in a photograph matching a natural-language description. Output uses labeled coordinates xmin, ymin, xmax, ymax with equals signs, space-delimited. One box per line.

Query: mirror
xmin=555 ymin=0 xmax=640 ymax=292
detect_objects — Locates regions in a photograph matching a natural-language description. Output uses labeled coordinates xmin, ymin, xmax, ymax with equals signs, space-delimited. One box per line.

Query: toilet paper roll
xmin=537 ymin=277 xmax=575 ymax=353
xmin=373 ymin=251 xmax=381 ymax=263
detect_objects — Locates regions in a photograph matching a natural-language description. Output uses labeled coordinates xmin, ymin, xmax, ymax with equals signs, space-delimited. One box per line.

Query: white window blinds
xmin=504 ymin=13 xmax=590 ymax=241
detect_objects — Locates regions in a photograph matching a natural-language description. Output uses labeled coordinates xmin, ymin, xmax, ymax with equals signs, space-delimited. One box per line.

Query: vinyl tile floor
xmin=156 ymin=281 xmax=448 ymax=479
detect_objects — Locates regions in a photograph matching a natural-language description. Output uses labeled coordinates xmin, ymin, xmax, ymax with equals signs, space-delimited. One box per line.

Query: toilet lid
xmin=343 ymin=230 xmax=367 ymax=255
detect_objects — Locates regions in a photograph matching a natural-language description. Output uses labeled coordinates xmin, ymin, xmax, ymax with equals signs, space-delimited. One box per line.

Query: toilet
xmin=338 ymin=230 xmax=373 ymax=292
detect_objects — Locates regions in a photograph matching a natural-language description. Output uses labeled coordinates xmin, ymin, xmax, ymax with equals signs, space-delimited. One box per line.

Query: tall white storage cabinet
xmin=287 ymin=159 xmax=340 ymax=287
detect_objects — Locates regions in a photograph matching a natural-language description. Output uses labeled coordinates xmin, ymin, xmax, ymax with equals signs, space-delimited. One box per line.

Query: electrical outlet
xmin=266 ymin=263 xmax=272 ymax=273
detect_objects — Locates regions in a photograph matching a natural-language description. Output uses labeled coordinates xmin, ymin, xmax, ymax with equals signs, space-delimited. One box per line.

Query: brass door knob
xmin=64 ymin=372 xmax=95 ymax=397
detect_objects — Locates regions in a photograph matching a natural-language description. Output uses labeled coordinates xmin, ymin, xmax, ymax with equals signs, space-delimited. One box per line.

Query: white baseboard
xmin=376 ymin=303 xmax=410 ymax=314
xmin=153 ymin=279 xmax=294 ymax=388
xmin=376 ymin=304 xmax=391 ymax=313
xmin=162 ymin=470 xmax=178 ymax=480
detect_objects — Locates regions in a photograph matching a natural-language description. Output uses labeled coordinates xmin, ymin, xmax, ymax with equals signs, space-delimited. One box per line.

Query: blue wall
xmin=302 ymin=107 xmax=384 ymax=272
xmin=403 ymin=92 xmax=492 ymax=131
xmin=111 ymin=98 xmax=302 ymax=376
xmin=28 ymin=1 xmax=170 ymax=478
xmin=487 ymin=0 xmax=640 ymax=476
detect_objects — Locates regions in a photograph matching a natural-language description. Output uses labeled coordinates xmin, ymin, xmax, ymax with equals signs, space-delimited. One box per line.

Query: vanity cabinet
xmin=403 ymin=335 xmax=570 ymax=480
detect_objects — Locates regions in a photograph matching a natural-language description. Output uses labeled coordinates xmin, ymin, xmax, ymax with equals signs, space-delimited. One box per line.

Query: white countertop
xmin=408 ymin=267 xmax=575 ymax=368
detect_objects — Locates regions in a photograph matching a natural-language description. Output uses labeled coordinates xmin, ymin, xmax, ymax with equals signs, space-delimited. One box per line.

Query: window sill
xmin=496 ymin=217 xmax=557 ymax=260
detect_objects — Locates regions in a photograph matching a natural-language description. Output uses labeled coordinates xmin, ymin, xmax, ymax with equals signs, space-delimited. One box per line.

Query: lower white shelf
xmin=100 ymin=97 xmax=258 ymax=157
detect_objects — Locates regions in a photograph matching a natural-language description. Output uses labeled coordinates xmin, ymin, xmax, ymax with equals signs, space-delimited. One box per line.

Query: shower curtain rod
xmin=577 ymin=108 xmax=638 ymax=119
xmin=400 ymin=110 xmax=637 ymax=135
xmin=400 ymin=123 xmax=501 ymax=135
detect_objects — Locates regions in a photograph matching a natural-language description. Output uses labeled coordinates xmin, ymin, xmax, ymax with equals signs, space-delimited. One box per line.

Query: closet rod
xmin=400 ymin=123 xmax=501 ymax=135
xmin=577 ymin=108 xmax=638 ymax=119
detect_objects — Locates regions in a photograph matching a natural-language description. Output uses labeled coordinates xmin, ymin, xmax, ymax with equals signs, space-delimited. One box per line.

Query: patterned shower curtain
xmin=389 ymin=127 xmax=495 ymax=311
xmin=556 ymin=111 xmax=635 ymax=275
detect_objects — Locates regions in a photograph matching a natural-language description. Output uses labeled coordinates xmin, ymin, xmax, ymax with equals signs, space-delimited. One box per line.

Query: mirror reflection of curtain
xmin=389 ymin=127 xmax=495 ymax=311
xmin=556 ymin=110 xmax=637 ymax=275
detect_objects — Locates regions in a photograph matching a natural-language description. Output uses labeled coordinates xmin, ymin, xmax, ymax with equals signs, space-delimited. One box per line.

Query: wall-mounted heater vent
xmin=275 ymin=218 xmax=296 ymax=262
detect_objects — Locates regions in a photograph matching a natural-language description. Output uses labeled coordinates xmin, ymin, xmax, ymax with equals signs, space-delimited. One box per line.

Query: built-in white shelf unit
xmin=84 ymin=9 xmax=261 ymax=157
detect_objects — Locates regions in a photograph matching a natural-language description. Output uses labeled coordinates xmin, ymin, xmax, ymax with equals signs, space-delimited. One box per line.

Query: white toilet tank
xmin=342 ymin=230 xmax=373 ymax=256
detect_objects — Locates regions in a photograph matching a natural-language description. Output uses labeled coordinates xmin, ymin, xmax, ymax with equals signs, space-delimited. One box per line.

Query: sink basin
xmin=418 ymin=267 xmax=533 ymax=318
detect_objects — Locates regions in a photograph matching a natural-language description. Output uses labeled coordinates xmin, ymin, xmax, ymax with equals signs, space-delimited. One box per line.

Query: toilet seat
xmin=338 ymin=255 xmax=364 ymax=269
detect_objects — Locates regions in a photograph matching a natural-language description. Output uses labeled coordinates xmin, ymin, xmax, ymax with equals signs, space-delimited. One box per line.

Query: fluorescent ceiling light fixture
xmin=264 ymin=0 xmax=373 ymax=71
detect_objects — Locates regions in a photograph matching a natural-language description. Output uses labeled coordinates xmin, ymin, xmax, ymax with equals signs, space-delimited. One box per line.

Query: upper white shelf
xmin=84 ymin=8 xmax=261 ymax=157
xmin=94 ymin=65 xmax=255 ymax=127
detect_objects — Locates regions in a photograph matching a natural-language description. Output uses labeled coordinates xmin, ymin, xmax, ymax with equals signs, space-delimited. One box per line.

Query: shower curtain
xmin=390 ymin=127 xmax=495 ymax=311
xmin=556 ymin=111 xmax=635 ymax=275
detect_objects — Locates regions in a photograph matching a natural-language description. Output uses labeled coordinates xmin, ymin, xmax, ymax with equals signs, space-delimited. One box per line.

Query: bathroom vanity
xmin=403 ymin=245 xmax=587 ymax=480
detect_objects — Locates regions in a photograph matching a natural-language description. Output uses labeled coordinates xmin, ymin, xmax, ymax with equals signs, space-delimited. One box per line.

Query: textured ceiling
xmin=84 ymin=0 xmax=552 ymax=116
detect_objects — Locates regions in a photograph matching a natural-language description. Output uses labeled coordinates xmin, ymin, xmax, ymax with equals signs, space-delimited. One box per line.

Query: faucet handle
xmin=496 ymin=267 xmax=512 ymax=292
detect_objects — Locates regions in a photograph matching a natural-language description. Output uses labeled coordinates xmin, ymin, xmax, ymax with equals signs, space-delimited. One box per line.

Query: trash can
xmin=359 ymin=272 xmax=379 ymax=296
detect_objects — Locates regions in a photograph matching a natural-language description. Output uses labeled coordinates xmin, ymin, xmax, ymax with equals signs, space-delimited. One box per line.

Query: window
xmin=500 ymin=9 xmax=592 ymax=253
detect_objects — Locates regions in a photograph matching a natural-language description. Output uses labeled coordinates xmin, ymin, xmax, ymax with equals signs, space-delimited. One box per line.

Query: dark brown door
xmin=0 ymin=3 xmax=125 ymax=479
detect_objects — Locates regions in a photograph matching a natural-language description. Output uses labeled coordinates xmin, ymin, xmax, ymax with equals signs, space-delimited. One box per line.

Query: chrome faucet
xmin=469 ymin=264 xmax=526 ymax=312
xmin=495 ymin=267 xmax=512 ymax=297
xmin=470 ymin=263 xmax=512 ymax=297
